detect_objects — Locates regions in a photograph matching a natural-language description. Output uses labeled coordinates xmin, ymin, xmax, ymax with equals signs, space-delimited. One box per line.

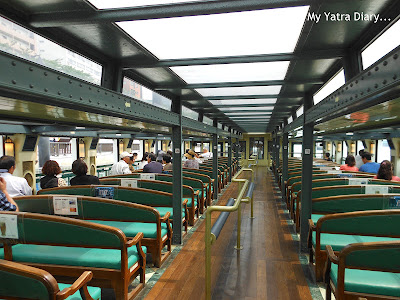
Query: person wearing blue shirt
xmin=358 ymin=152 xmax=380 ymax=174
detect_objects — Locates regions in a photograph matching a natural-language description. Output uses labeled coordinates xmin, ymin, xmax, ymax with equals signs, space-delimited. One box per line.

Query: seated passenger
xmin=0 ymin=177 xmax=18 ymax=211
xmin=183 ymin=149 xmax=199 ymax=169
xmin=339 ymin=155 xmax=358 ymax=171
xmin=156 ymin=150 xmax=165 ymax=163
xmin=137 ymin=152 xmax=149 ymax=170
xmin=110 ymin=152 xmax=132 ymax=175
xmin=162 ymin=154 xmax=173 ymax=171
xmin=374 ymin=160 xmax=400 ymax=181
xmin=199 ymin=148 xmax=212 ymax=159
xmin=355 ymin=149 xmax=365 ymax=169
xmin=70 ymin=159 xmax=100 ymax=186
xmin=358 ymin=152 xmax=380 ymax=174
xmin=129 ymin=152 xmax=138 ymax=172
xmin=40 ymin=160 xmax=67 ymax=189
xmin=324 ymin=152 xmax=332 ymax=161
xmin=143 ymin=153 xmax=163 ymax=173
xmin=0 ymin=156 xmax=32 ymax=197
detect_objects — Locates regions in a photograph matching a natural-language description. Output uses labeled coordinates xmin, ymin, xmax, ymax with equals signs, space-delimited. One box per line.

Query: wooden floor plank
xmin=143 ymin=167 xmax=313 ymax=300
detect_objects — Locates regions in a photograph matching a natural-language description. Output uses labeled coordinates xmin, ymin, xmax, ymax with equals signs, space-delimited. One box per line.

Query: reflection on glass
xmin=0 ymin=16 xmax=102 ymax=84
xmin=249 ymin=137 xmax=264 ymax=159
xmin=88 ymin=0 xmax=205 ymax=9
xmin=182 ymin=106 xmax=199 ymax=120
xmin=122 ymin=77 xmax=171 ymax=110
xmin=203 ymin=116 xmax=213 ymax=126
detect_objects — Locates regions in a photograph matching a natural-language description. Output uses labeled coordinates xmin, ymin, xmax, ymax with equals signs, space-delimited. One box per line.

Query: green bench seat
xmin=0 ymin=244 xmax=146 ymax=270
xmin=329 ymin=264 xmax=400 ymax=298
xmin=59 ymin=284 xmax=101 ymax=300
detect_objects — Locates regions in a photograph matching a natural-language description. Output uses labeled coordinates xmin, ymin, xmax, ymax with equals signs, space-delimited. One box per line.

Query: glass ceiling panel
xmin=197 ymin=86 xmax=282 ymax=97
xmin=210 ymin=99 xmax=277 ymax=106
xmin=171 ymin=61 xmax=290 ymax=84
xmin=117 ymin=6 xmax=309 ymax=59
xmin=225 ymin=112 xmax=272 ymax=116
xmin=220 ymin=107 xmax=274 ymax=111
xmin=313 ymin=70 xmax=345 ymax=105
xmin=88 ymin=0 xmax=205 ymax=10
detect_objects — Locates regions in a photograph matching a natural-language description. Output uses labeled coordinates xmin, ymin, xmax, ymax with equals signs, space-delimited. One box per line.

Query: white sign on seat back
xmin=140 ymin=173 xmax=156 ymax=180
xmin=0 ymin=214 xmax=18 ymax=239
xmin=121 ymin=179 xmax=138 ymax=188
xmin=348 ymin=178 xmax=369 ymax=185
xmin=327 ymin=170 xmax=342 ymax=174
xmin=53 ymin=196 xmax=79 ymax=216
xmin=365 ymin=185 xmax=389 ymax=194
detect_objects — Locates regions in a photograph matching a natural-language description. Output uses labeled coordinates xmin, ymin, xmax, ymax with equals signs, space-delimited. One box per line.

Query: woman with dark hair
xmin=339 ymin=155 xmax=358 ymax=171
xmin=70 ymin=159 xmax=100 ymax=186
xmin=375 ymin=160 xmax=400 ymax=181
xmin=137 ymin=152 xmax=149 ymax=170
xmin=40 ymin=160 xmax=67 ymax=189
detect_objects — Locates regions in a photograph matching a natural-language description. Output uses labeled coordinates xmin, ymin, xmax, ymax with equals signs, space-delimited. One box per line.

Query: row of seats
xmin=0 ymin=157 xmax=238 ymax=300
xmin=274 ymin=157 xmax=400 ymax=300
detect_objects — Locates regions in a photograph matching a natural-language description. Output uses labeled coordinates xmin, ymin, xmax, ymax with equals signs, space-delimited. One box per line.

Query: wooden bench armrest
xmin=126 ymin=232 xmax=144 ymax=248
xmin=326 ymin=245 xmax=338 ymax=264
xmin=211 ymin=179 xmax=215 ymax=183
xmin=308 ymin=219 xmax=315 ymax=229
xmin=194 ymin=190 xmax=200 ymax=196
xmin=182 ymin=199 xmax=188 ymax=206
xmin=57 ymin=271 xmax=94 ymax=300
xmin=160 ymin=212 xmax=171 ymax=222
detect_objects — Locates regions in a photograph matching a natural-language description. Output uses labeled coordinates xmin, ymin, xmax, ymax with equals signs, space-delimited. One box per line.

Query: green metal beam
xmin=30 ymin=0 xmax=328 ymax=27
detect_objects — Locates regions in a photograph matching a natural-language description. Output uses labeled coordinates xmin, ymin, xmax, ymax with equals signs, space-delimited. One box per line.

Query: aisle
xmin=141 ymin=167 xmax=315 ymax=300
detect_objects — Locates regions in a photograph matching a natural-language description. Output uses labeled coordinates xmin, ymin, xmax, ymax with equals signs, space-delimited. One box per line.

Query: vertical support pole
xmin=276 ymin=129 xmax=281 ymax=172
xmin=212 ymin=120 xmax=219 ymax=200
xmin=228 ymin=131 xmax=232 ymax=181
xmin=205 ymin=209 xmax=212 ymax=300
xmin=282 ymin=130 xmax=289 ymax=199
xmin=172 ymin=97 xmax=183 ymax=245
xmin=38 ymin=136 xmax=50 ymax=168
xmin=343 ymin=50 xmax=362 ymax=82
xmin=300 ymin=94 xmax=314 ymax=252
xmin=101 ymin=61 xmax=123 ymax=92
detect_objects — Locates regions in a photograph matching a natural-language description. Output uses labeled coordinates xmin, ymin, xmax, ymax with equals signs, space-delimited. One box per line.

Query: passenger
xmin=162 ymin=154 xmax=173 ymax=171
xmin=110 ymin=152 xmax=132 ymax=175
xmin=0 ymin=178 xmax=18 ymax=211
xmin=339 ymin=155 xmax=358 ymax=172
xmin=0 ymin=156 xmax=32 ymax=197
xmin=129 ymin=152 xmax=138 ymax=172
xmin=40 ymin=160 xmax=67 ymax=189
xmin=324 ymin=152 xmax=332 ymax=161
xmin=183 ymin=149 xmax=199 ymax=169
xmin=374 ymin=160 xmax=400 ymax=181
xmin=156 ymin=150 xmax=165 ymax=163
xmin=199 ymin=148 xmax=213 ymax=159
xmin=137 ymin=152 xmax=149 ymax=169
xmin=70 ymin=159 xmax=100 ymax=186
xmin=358 ymin=152 xmax=380 ymax=174
xmin=143 ymin=153 xmax=163 ymax=173
xmin=355 ymin=149 xmax=365 ymax=169
xmin=167 ymin=150 xmax=173 ymax=162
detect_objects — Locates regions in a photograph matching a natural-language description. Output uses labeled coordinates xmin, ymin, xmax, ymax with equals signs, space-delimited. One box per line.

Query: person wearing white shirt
xmin=199 ymin=148 xmax=213 ymax=159
xmin=0 ymin=156 xmax=32 ymax=197
xmin=355 ymin=149 xmax=365 ymax=169
xmin=110 ymin=152 xmax=133 ymax=175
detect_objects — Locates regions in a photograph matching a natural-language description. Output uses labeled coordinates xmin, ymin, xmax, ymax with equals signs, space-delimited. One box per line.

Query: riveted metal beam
xmin=0 ymin=124 xmax=31 ymax=134
xmin=125 ymin=50 xmax=345 ymax=68
xmin=305 ymin=46 xmax=400 ymax=125
xmin=30 ymin=0 xmax=331 ymax=27
xmin=181 ymin=116 xmax=217 ymax=134
xmin=155 ymin=78 xmax=324 ymax=90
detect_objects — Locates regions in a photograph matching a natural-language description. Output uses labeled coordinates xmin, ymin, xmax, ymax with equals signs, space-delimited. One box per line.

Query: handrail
xmin=205 ymin=167 xmax=253 ymax=300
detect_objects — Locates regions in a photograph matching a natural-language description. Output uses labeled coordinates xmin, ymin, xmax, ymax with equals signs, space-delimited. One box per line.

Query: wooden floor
xmin=143 ymin=167 xmax=314 ymax=300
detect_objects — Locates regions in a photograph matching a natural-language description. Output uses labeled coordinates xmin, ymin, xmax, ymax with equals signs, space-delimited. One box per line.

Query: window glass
xmin=0 ymin=16 xmax=102 ymax=84
xmin=197 ymin=86 xmax=281 ymax=97
xmin=362 ymin=19 xmax=400 ymax=69
xmin=209 ymin=99 xmax=277 ymax=106
xmin=97 ymin=139 xmax=115 ymax=166
xmin=203 ymin=116 xmax=213 ymax=126
xmin=182 ymin=106 xmax=199 ymax=120
xmin=249 ymin=137 xmax=264 ymax=159
xmin=122 ymin=77 xmax=171 ymax=110
xmin=377 ymin=140 xmax=391 ymax=163
xmin=342 ymin=141 xmax=348 ymax=163
xmin=292 ymin=143 xmax=302 ymax=158
xmin=288 ymin=116 xmax=293 ymax=124
xmin=315 ymin=142 xmax=323 ymax=159
xmin=296 ymin=105 xmax=304 ymax=117
xmin=332 ymin=143 xmax=336 ymax=162
xmin=357 ymin=140 xmax=365 ymax=154
xmin=314 ymin=70 xmax=345 ymax=105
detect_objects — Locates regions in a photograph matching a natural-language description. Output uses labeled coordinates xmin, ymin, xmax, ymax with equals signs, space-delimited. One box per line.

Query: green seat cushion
xmin=330 ymin=264 xmax=400 ymax=297
xmin=183 ymin=198 xmax=197 ymax=208
xmin=311 ymin=214 xmax=325 ymax=224
xmin=58 ymin=283 xmax=101 ymax=300
xmin=155 ymin=207 xmax=186 ymax=219
xmin=312 ymin=232 xmax=397 ymax=251
xmin=87 ymin=220 xmax=168 ymax=239
xmin=0 ymin=244 xmax=146 ymax=270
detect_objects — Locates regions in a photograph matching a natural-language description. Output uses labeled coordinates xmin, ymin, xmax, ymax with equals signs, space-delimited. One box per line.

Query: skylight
xmin=313 ymin=70 xmax=345 ymax=105
xmin=296 ymin=105 xmax=304 ymax=117
xmin=288 ymin=116 xmax=293 ymax=124
xmin=209 ymin=99 xmax=277 ymax=106
xmin=87 ymin=0 xmax=205 ymax=10
xmin=220 ymin=107 xmax=273 ymax=111
xmin=362 ymin=19 xmax=400 ymax=69
xmin=197 ymin=86 xmax=282 ymax=97
xmin=225 ymin=112 xmax=272 ymax=116
xmin=117 ymin=6 xmax=309 ymax=59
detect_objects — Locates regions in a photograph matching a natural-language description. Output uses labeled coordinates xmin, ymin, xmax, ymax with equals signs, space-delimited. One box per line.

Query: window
xmin=292 ymin=143 xmax=302 ymax=158
xmin=122 ymin=77 xmax=171 ymax=110
xmin=362 ymin=19 xmax=400 ymax=69
xmin=342 ymin=141 xmax=348 ymax=163
xmin=182 ymin=106 xmax=199 ymax=120
xmin=357 ymin=140 xmax=365 ymax=154
xmin=0 ymin=16 xmax=102 ymax=85
xmin=296 ymin=105 xmax=304 ymax=117
xmin=288 ymin=116 xmax=293 ymax=124
xmin=313 ymin=70 xmax=345 ymax=105
xmin=315 ymin=142 xmax=323 ymax=158
xmin=203 ymin=116 xmax=213 ymax=126
xmin=249 ymin=137 xmax=264 ymax=159
xmin=377 ymin=140 xmax=391 ymax=163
